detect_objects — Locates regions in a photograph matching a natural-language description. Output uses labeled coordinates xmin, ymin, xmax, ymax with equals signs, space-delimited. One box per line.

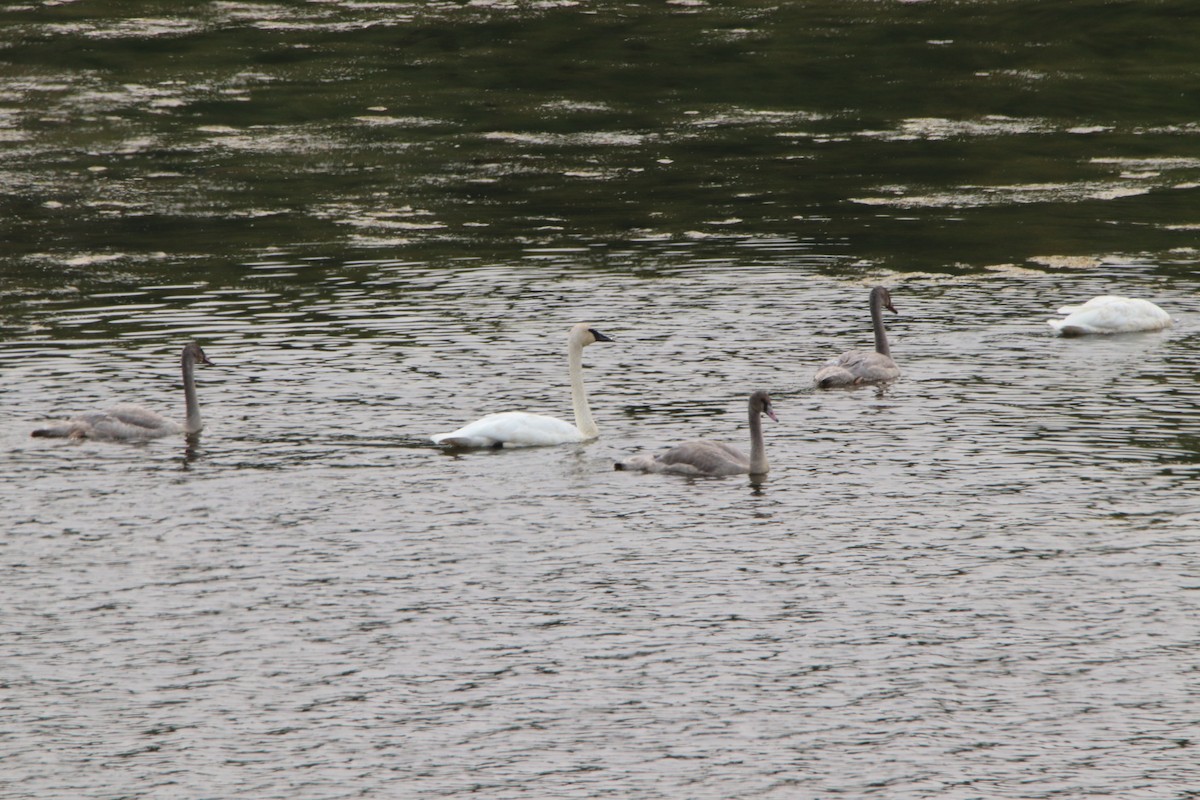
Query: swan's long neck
xmin=871 ymin=292 xmax=891 ymax=357
xmin=182 ymin=351 xmax=203 ymax=434
xmin=748 ymin=405 xmax=768 ymax=474
xmin=568 ymin=338 xmax=598 ymax=439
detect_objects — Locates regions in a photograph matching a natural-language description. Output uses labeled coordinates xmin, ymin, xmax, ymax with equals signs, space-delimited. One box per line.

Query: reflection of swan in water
xmin=32 ymin=342 xmax=215 ymax=441
xmin=614 ymin=391 xmax=777 ymax=476
xmin=431 ymin=323 xmax=615 ymax=448
xmin=815 ymin=287 xmax=901 ymax=388
xmin=1048 ymin=295 xmax=1173 ymax=336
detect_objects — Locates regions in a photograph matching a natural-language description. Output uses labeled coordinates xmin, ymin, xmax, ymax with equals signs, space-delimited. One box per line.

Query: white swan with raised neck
xmin=431 ymin=323 xmax=614 ymax=448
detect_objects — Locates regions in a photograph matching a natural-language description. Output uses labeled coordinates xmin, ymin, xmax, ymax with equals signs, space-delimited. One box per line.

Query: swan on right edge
xmin=815 ymin=286 xmax=901 ymax=388
xmin=615 ymin=391 xmax=777 ymax=476
xmin=431 ymin=323 xmax=614 ymax=448
xmin=32 ymin=342 xmax=214 ymax=441
xmin=1047 ymin=295 xmax=1173 ymax=336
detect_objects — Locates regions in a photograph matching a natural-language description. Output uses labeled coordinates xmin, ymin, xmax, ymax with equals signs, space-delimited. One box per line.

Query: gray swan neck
xmin=748 ymin=401 xmax=768 ymax=474
xmin=182 ymin=349 xmax=202 ymax=434
xmin=871 ymin=291 xmax=891 ymax=357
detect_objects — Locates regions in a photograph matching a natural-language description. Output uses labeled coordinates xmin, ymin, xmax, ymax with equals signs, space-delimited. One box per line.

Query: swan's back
xmin=1048 ymin=296 xmax=1172 ymax=336
xmin=32 ymin=404 xmax=183 ymax=441
xmin=431 ymin=411 xmax=586 ymax=448
xmin=815 ymin=350 xmax=900 ymax=388
xmin=617 ymin=440 xmax=750 ymax=477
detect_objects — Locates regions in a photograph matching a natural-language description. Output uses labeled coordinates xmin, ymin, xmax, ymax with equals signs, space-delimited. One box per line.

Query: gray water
xmin=3 ymin=2 xmax=1200 ymax=798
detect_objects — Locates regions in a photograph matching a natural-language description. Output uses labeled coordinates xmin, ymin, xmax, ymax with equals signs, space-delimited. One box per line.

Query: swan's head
xmin=570 ymin=323 xmax=614 ymax=347
xmin=750 ymin=390 xmax=778 ymax=422
xmin=872 ymin=286 xmax=897 ymax=314
xmin=183 ymin=341 xmax=215 ymax=367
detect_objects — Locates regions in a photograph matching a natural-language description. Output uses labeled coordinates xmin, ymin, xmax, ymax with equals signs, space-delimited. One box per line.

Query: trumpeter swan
xmin=431 ymin=323 xmax=614 ymax=448
xmin=1047 ymin=295 xmax=1172 ymax=336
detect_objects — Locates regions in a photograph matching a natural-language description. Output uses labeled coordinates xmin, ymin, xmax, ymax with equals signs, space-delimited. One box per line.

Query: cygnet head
xmin=570 ymin=323 xmax=615 ymax=347
xmin=183 ymin=341 xmax=215 ymax=367
xmin=750 ymin=390 xmax=778 ymax=422
xmin=872 ymin=286 xmax=897 ymax=315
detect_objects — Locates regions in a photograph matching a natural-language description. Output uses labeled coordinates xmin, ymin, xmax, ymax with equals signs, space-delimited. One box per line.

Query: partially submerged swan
xmin=815 ymin=286 xmax=901 ymax=388
xmin=32 ymin=342 xmax=215 ymax=441
xmin=1047 ymin=295 xmax=1173 ymax=336
xmin=431 ymin=323 xmax=614 ymax=448
xmin=615 ymin=390 xmax=777 ymax=476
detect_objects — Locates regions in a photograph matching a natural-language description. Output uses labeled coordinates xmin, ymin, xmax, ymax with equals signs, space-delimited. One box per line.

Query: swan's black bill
xmin=589 ymin=329 xmax=614 ymax=342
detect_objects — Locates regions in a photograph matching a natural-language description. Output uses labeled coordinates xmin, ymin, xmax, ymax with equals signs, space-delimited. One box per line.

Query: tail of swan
xmin=31 ymin=424 xmax=83 ymax=438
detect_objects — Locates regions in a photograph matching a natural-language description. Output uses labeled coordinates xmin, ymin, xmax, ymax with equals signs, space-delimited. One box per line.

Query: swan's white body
xmin=615 ymin=391 xmax=777 ymax=477
xmin=431 ymin=323 xmax=613 ymax=448
xmin=1047 ymin=295 xmax=1173 ymax=336
xmin=432 ymin=411 xmax=588 ymax=449
xmin=33 ymin=342 xmax=214 ymax=441
xmin=815 ymin=287 xmax=901 ymax=388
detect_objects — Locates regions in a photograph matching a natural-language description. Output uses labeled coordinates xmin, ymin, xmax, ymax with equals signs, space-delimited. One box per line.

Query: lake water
xmin=3 ymin=2 xmax=1200 ymax=798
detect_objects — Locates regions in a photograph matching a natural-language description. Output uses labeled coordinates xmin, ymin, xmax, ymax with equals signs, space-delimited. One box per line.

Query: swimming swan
xmin=614 ymin=390 xmax=777 ymax=476
xmin=32 ymin=342 xmax=215 ymax=441
xmin=431 ymin=323 xmax=614 ymax=448
xmin=814 ymin=286 xmax=901 ymax=388
xmin=1047 ymin=295 xmax=1173 ymax=336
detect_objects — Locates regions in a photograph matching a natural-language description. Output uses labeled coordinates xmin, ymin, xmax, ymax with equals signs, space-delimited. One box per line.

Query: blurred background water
xmin=2 ymin=2 xmax=1200 ymax=798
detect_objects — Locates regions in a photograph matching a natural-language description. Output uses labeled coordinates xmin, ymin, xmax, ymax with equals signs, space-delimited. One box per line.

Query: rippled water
xmin=6 ymin=258 xmax=1200 ymax=798
xmin=4 ymin=2 xmax=1200 ymax=798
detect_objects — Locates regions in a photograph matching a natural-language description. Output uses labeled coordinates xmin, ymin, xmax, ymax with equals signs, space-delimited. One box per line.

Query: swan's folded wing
xmin=105 ymin=404 xmax=176 ymax=430
xmin=820 ymin=350 xmax=857 ymax=369
xmin=850 ymin=353 xmax=902 ymax=383
xmin=816 ymin=349 xmax=899 ymax=386
xmin=1056 ymin=295 xmax=1125 ymax=315
xmin=656 ymin=440 xmax=749 ymax=475
xmin=34 ymin=407 xmax=180 ymax=441
xmin=91 ymin=406 xmax=181 ymax=440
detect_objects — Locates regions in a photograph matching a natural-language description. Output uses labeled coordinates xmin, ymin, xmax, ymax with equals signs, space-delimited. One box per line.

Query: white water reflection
xmin=852 ymin=181 xmax=1154 ymax=209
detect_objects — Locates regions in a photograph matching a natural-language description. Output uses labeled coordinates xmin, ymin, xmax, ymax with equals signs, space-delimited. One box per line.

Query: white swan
xmin=614 ymin=390 xmax=777 ymax=476
xmin=32 ymin=342 xmax=215 ymax=441
xmin=1047 ymin=295 xmax=1173 ymax=336
xmin=814 ymin=286 xmax=901 ymax=388
xmin=431 ymin=323 xmax=614 ymax=448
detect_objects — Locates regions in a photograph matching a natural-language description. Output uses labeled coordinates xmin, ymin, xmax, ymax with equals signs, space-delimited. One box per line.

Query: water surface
xmin=3 ymin=2 xmax=1200 ymax=798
